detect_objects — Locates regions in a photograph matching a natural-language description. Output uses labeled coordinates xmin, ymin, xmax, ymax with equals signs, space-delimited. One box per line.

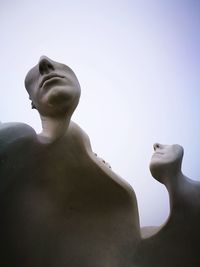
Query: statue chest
xmin=0 ymin=139 xmax=138 ymax=266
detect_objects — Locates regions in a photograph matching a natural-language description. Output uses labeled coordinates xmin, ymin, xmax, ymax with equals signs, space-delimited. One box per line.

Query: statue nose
xmin=153 ymin=143 xmax=161 ymax=151
xmin=39 ymin=56 xmax=54 ymax=74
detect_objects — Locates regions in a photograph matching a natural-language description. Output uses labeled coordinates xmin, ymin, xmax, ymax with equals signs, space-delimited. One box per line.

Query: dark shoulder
xmin=0 ymin=122 xmax=37 ymax=148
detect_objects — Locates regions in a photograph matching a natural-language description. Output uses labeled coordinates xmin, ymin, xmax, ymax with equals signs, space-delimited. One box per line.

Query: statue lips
xmin=40 ymin=73 xmax=65 ymax=88
xmin=152 ymin=152 xmax=164 ymax=157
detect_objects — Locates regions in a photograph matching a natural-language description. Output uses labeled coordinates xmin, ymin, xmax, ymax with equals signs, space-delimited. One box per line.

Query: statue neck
xmin=38 ymin=115 xmax=71 ymax=143
xmin=164 ymin=172 xmax=190 ymax=213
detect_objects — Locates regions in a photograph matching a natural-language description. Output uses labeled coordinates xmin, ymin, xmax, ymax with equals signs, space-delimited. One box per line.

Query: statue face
xmin=24 ymin=56 xmax=81 ymax=117
xmin=149 ymin=143 xmax=184 ymax=182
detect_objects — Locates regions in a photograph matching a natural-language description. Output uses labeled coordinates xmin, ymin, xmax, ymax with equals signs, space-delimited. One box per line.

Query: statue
xmin=2 ymin=56 xmax=200 ymax=266
xmin=135 ymin=143 xmax=200 ymax=267
xmin=0 ymin=56 xmax=140 ymax=267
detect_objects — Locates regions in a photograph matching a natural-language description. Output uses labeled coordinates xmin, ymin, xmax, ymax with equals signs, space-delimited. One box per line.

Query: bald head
xmin=25 ymin=56 xmax=81 ymax=118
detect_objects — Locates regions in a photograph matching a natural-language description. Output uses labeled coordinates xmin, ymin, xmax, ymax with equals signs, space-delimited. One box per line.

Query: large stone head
xmin=149 ymin=143 xmax=184 ymax=183
xmin=24 ymin=56 xmax=81 ymax=118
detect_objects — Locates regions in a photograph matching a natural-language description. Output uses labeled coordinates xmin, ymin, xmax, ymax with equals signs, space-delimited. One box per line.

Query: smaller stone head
xmin=149 ymin=143 xmax=184 ymax=183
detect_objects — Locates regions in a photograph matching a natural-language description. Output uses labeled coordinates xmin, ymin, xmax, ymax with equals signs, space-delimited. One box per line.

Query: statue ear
xmin=29 ymin=96 xmax=36 ymax=110
xmin=31 ymin=101 xmax=36 ymax=109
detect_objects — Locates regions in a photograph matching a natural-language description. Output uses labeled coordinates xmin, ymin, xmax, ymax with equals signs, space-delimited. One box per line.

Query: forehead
xmin=166 ymin=144 xmax=182 ymax=150
xmin=162 ymin=144 xmax=184 ymax=157
xmin=24 ymin=64 xmax=38 ymax=88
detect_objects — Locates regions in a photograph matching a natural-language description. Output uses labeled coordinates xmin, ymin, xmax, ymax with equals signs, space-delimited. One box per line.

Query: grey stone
xmin=135 ymin=143 xmax=200 ymax=267
xmin=2 ymin=56 xmax=200 ymax=267
xmin=0 ymin=56 xmax=140 ymax=267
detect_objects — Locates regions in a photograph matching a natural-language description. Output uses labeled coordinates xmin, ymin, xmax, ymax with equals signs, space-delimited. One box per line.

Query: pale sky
xmin=0 ymin=0 xmax=200 ymax=226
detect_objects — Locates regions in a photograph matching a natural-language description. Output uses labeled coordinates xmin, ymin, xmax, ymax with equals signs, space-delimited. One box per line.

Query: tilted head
xmin=24 ymin=56 xmax=81 ymax=118
xmin=149 ymin=143 xmax=184 ymax=183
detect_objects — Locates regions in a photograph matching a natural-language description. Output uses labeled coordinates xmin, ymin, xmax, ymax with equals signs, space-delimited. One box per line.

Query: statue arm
xmin=0 ymin=122 xmax=36 ymax=192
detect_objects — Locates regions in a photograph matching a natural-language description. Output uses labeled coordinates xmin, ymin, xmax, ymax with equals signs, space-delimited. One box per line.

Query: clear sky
xmin=0 ymin=0 xmax=200 ymax=226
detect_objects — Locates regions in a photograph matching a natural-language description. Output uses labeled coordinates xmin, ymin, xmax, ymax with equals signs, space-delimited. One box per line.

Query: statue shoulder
xmin=68 ymin=121 xmax=92 ymax=152
xmin=68 ymin=121 xmax=137 ymax=200
xmin=0 ymin=122 xmax=37 ymax=147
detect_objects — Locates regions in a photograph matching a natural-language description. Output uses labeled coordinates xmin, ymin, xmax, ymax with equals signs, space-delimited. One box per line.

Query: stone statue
xmin=0 ymin=56 xmax=140 ymax=267
xmin=135 ymin=143 xmax=200 ymax=267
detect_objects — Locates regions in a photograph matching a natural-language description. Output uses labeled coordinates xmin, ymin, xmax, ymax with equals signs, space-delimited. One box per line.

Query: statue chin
xmin=42 ymin=87 xmax=77 ymax=115
xmin=149 ymin=162 xmax=166 ymax=183
xmin=48 ymin=88 xmax=72 ymax=104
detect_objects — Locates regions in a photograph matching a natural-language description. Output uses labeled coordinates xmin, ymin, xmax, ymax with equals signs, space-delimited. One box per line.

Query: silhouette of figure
xmin=0 ymin=56 xmax=140 ymax=267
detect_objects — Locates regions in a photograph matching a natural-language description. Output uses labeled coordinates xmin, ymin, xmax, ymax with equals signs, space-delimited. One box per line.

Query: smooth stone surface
xmin=2 ymin=55 xmax=200 ymax=266
xmin=0 ymin=56 xmax=141 ymax=266
xmin=0 ymin=121 xmax=140 ymax=267
xmin=135 ymin=143 xmax=200 ymax=267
